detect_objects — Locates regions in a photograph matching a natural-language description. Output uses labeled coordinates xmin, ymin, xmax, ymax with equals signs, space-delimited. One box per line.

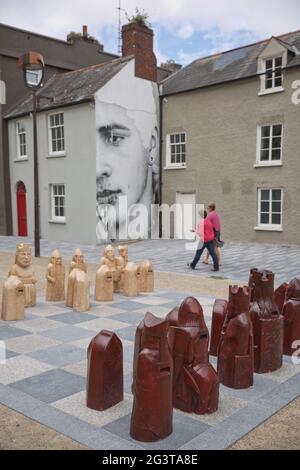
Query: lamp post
xmin=18 ymin=52 xmax=45 ymax=258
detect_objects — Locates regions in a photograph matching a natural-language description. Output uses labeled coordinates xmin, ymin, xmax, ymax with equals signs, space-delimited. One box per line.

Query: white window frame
xmin=50 ymin=184 xmax=66 ymax=223
xmin=255 ymin=188 xmax=283 ymax=231
xmin=25 ymin=69 xmax=43 ymax=87
xmin=259 ymin=55 xmax=284 ymax=95
xmin=165 ymin=132 xmax=187 ymax=169
xmin=255 ymin=124 xmax=283 ymax=167
xmin=48 ymin=112 xmax=65 ymax=157
xmin=16 ymin=122 xmax=27 ymax=160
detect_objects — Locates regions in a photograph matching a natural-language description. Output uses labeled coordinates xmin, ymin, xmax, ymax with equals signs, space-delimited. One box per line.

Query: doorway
xmin=175 ymin=192 xmax=196 ymax=239
xmin=16 ymin=181 xmax=28 ymax=236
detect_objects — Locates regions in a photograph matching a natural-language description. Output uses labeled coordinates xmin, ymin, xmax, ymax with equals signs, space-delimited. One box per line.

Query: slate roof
xmin=161 ymin=30 xmax=300 ymax=96
xmin=5 ymin=55 xmax=133 ymax=119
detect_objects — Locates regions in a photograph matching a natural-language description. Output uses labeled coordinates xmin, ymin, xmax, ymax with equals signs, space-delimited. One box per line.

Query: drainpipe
xmin=159 ymin=88 xmax=163 ymax=238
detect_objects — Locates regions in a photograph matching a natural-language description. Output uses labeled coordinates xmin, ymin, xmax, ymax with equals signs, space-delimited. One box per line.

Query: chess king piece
xmin=131 ymin=312 xmax=173 ymax=442
xmin=100 ymin=245 xmax=120 ymax=292
xmin=209 ymin=299 xmax=228 ymax=356
xmin=46 ymin=249 xmax=65 ymax=301
xmin=218 ymin=286 xmax=254 ymax=389
xmin=281 ymin=278 xmax=300 ymax=356
xmin=167 ymin=297 xmax=219 ymax=414
xmin=1 ymin=276 xmax=25 ymax=321
xmin=123 ymin=262 xmax=139 ymax=297
xmin=87 ymin=330 xmax=123 ymax=411
xmin=66 ymin=248 xmax=90 ymax=312
xmin=116 ymin=245 xmax=129 ymax=291
xmin=139 ymin=260 xmax=154 ymax=293
xmin=9 ymin=243 xmax=37 ymax=307
xmin=249 ymin=269 xmax=283 ymax=373
xmin=94 ymin=265 xmax=114 ymax=301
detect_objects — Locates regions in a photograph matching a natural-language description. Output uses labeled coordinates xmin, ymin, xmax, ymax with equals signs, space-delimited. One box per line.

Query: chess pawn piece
xmin=116 ymin=245 xmax=129 ymax=291
xmin=46 ymin=249 xmax=65 ymax=301
xmin=9 ymin=243 xmax=37 ymax=307
xmin=274 ymin=282 xmax=289 ymax=314
xmin=94 ymin=265 xmax=114 ymax=301
xmin=87 ymin=330 xmax=123 ymax=411
xmin=249 ymin=269 xmax=283 ymax=373
xmin=100 ymin=245 xmax=120 ymax=292
xmin=281 ymin=278 xmax=300 ymax=356
xmin=209 ymin=299 xmax=228 ymax=356
xmin=123 ymin=262 xmax=139 ymax=297
xmin=218 ymin=286 xmax=254 ymax=389
xmin=1 ymin=275 xmax=25 ymax=321
xmin=139 ymin=260 xmax=154 ymax=293
xmin=131 ymin=312 xmax=173 ymax=442
xmin=66 ymin=248 xmax=90 ymax=312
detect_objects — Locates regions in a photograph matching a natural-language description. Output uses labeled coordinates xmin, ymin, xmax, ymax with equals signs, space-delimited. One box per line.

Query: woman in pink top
xmin=188 ymin=211 xmax=219 ymax=271
xmin=204 ymin=202 xmax=222 ymax=266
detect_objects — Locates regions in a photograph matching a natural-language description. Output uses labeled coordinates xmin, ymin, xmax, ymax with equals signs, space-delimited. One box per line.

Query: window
xmin=50 ymin=184 xmax=65 ymax=222
xmin=167 ymin=133 xmax=186 ymax=167
xmin=25 ymin=69 xmax=43 ymax=87
xmin=16 ymin=122 xmax=27 ymax=159
xmin=49 ymin=113 xmax=65 ymax=155
xmin=264 ymin=57 xmax=283 ymax=90
xmin=258 ymin=188 xmax=283 ymax=228
xmin=257 ymin=124 xmax=283 ymax=165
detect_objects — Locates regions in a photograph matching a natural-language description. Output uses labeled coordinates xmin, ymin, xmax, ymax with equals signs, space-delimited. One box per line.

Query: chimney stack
xmin=82 ymin=25 xmax=88 ymax=38
xmin=122 ymin=23 xmax=157 ymax=82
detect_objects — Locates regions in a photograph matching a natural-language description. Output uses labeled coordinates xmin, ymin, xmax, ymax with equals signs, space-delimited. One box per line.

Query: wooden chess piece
xmin=94 ymin=265 xmax=114 ymax=301
xmin=1 ymin=275 xmax=25 ymax=321
xmin=9 ymin=243 xmax=37 ymax=307
xmin=46 ymin=249 xmax=65 ymax=301
xmin=66 ymin=248 xmax=90 ymax=312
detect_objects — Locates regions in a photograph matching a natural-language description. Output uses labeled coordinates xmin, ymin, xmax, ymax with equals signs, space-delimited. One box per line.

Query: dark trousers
xmin=191 ymin=240 xmax=219 ymax=270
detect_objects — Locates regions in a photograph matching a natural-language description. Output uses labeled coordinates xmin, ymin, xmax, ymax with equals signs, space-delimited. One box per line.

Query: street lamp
xmin=18 ymin=52 xmax=45 ymax=257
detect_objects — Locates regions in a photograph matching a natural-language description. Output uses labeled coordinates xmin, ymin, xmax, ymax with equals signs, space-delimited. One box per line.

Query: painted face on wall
xmin=96 ymin=103 xmax=149 ymax=212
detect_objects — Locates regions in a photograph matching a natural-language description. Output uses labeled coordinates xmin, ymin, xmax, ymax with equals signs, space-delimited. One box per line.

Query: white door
xmin=175 ymin=193 xmax=196 ymax=239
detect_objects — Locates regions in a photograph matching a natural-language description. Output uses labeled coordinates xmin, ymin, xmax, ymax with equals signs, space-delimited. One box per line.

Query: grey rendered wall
xmin=162 ymin=68 xmax=300 ymax=245
xmin=9 ymin=102 xmax=96 ymax=245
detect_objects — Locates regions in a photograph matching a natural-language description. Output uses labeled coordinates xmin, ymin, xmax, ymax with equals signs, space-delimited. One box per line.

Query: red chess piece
xmin=209 ymin=299 xmax=228 ymax=356
xmin=86 ymin=330 xmax=123 ymax=411
xmin=167 ymin=297 xmax=219 ymax=415
xmin=249 ymin=269 xmax=283 ymax=373
xmin=282 ymin=278 xmax=300 ymax=356
xmin=130 ymin=312 xmax=173 ymax=442
xmin=274 ymin=282 xmax=289 ymax=314
xmin=218 ymin=286 xmax=254 ymax=389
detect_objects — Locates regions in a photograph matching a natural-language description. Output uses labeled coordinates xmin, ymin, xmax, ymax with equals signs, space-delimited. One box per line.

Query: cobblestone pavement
xmin=0 ymin=236 xmax=299 ymax=286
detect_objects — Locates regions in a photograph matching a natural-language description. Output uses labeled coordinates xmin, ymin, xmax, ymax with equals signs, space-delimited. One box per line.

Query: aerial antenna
xmin=117 ymin=0 xmax=125 ymax=55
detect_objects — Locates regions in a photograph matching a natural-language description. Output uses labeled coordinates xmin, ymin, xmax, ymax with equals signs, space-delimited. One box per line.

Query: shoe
xmin=187 ymin=263 xmax=195 ymax=270
xmin=211 ymin=268 xmax=219 ymax=272
xmin=202 ymin=261 xmax=209 ymax=265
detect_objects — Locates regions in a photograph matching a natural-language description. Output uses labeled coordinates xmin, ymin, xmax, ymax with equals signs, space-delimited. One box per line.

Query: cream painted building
xmin=160 ymin=32 xmax=300 ymax=244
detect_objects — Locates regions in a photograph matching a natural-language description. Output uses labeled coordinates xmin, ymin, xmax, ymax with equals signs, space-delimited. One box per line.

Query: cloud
xmin=177 ymin=24 xmax=194 ymax=40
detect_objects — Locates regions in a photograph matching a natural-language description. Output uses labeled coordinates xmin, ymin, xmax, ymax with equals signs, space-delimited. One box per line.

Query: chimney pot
xmin=82 ymin=25 xmax=88 ymax=37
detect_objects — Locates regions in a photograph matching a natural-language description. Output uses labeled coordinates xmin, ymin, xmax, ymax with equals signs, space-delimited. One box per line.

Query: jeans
xmin=191 ymin=240 xmax=219 ymax=270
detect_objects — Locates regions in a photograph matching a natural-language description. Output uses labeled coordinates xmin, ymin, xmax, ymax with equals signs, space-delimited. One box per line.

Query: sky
xmin=1 ymin=0 xmax=300 ymax=65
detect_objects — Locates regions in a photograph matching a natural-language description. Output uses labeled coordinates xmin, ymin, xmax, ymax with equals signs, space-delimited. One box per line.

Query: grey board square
xmin=108 ymin=311 xmax=145 ymax=325
xmin=220 ymin=373 xmax=279 ymax=401
xmin=116 ymin=325 xmax=138 ymax=342
xmin=112 ymin=300 xmax=148 ymax=311
xmin=103 ymin=411 xmax=210 ymax=450
xmin=28 ymin=343 xmax=86 ymax=367
xmin=11 ymin=369 xmax=86 ymax=403
xmin=49 ymin=312 xmax=99 ymax=325
xmin=123 ymin=343 xmax=134 ymax=364
xmin=40 ymin=325 xmax=96 ymax=342
xmin=124 ymin=372 xmax=133 ymax=394
xmin=0 ymin=326 xmax=31 ymax=340
xmin=5 ymin=350 xmax=20 ymax=359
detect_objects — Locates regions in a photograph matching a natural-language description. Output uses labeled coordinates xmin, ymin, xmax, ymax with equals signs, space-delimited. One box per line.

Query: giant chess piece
xmin=46 ymin=249 xmax=65 ymax=301
xmin=209 ymin=299 xmax=228 ymax=356
xmin=131 ymin=312 xmax=173 ymax=442
xmin=274 ymin=282 xmax=289 ymax=316
xmin=66 ymin=248 xmax=90 ymax=312
xmin=116 ymin=245 xmax=128 ymax=291
xmin=94 ymin=265 xmax=114 ymax=301
xmin=139 ymin=260 xmax=154 ymax=293
xmin=100 ymin=245 xmax=120 ymax=292
xmin=123 ymin=262 xmax=139 ymax=297
xmin=1 ymin=276 xmax=25 ymax=321
xmin=9 ymin=243 xmax=37 ymax=307
xmin=167 ymin=297 xmax=219 ymax=414
xmin=281 ymin=278 xmax=300 ymax=356
xmin=249 ymin=268 xmax=283 ymax=373
xmin=218 ymin=286 xmax=254 ymax=389
xmin=87 ymin=330 xmax=123 ymax=411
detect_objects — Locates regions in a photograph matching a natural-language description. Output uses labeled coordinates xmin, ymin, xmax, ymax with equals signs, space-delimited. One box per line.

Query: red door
xmin=16 ymin=181 xmax=28 ymax=236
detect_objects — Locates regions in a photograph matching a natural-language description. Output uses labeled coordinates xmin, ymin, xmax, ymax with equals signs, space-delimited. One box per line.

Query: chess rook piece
xmin=249 ymin=269 xmax=283 ymax=373
xmin=116 ymin=245 xmax=129 ymax=291
xmin=139 ymin=260 xmax=154 ymax=293
xmin=9 ymin=243 xmax=37 ymax=307
xmin=218 ymin=286 xmax=254 ymax=389
xmin=1 ymin=276 xmax=25 ymax=321
xmin=123 ymin=262 xmax=139 ymax=297
xmin=100 ymin=245 xmax=121 ymax=292
xmin=274 ymin=282 xmax=289 ymax=314
xmin=281 ymin=278 xmax=300 ymax=356
xmin=46 ymin=249 xmax=65 ymax=301
xmin=66 ymin=248 xmax=90 ymax=312
xmin=94 ymin=265 xmax=114 ymax=301
xmin=209 ymin=299 xmax=228 ymax=356
xmin=131 ymin=312 xmax=173 ymax=442
xmin=167 ymin=297 xmax=219 ymax=414
xmin=87 ymin=330 xmax=123 ymax=411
